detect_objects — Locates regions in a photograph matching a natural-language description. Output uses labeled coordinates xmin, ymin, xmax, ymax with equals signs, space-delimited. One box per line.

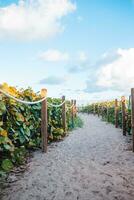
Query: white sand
xmin=1 ymin=114 xmax=134 ymax=200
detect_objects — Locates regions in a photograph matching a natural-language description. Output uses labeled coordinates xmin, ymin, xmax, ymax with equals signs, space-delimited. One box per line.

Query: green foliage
xmin=81 ymin=100 xmax=131 ymax=134
xmin=73 ymin=116 xmax=83 ymax=129
xmin=1 ymin=159 xmax=13 ymax=172
xmin=11 ymin=147 xmax=27 ymax=165
xmin=0 ymin=84 xmax=81 ymax=174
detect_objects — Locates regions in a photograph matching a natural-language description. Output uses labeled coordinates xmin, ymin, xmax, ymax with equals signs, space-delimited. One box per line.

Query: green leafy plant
xmin=81 ymin=100 xmax=131 ymax=134
xmin=1 ymin=159 xmax=13 ymax=172
xmin=0 ymin=83 xmax=82 ymax=174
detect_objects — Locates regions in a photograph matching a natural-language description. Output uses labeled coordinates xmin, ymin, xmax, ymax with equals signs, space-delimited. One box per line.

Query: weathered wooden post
xmin=106 ymin=102 xmax=109 ymax=122
xmin=101 ymin=105 xmax=103 ymax=119
xmin=62 ymin=96 xmax=66 ymax=134
xmin=131 ymin=89 xmax=134 ymax=152
xmin=121 ymin=96 xmax=126 ymax=136
xmin=97 ymin=104 xmax=100 ymax=117
xmin=71 ymin=100 xmax=74 ymax=128
xmin=115 ymin=99 xmax=118 ymax=128
xmin=74 ymin=99 xmax=77 ymax=117
xmin=129 ymin=95 xmax=131 ymax=109
xmin=41 ymin=89 xmax=48 ymax=153
xmin=93 ymin=104 xmax=96 ymax=115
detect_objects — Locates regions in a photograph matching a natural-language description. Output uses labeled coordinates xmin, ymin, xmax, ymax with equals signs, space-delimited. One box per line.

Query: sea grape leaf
xmin=1 ymin=159 xmax=14 ymax=172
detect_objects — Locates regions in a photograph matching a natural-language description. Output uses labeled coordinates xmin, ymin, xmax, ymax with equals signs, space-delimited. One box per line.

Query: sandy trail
xmin=1 ymin=114 xmax=134 ymax=200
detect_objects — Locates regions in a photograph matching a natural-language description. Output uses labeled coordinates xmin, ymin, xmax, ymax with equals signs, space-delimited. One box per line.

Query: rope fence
xmin=0 ymin=88 xmax=48 ymax=105
xmin=90 ymin=87 xmax=134 ymax=153
xmin=0 ymin=88 xmax=77 ymax=153
xmin=47 ymin=100 xmax=66 ymax=108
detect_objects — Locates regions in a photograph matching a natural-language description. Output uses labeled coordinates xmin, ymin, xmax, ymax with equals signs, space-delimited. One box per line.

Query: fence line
xmin=62 ymin=96 xmax=66 ymax=134
xmin=83 ymin=88 xmax=134 ymax=153
xmin=0 ymin=88 xmax=77 ymax=153
xmin=115 ymin=99 xmax=118 ymax=128
xmin=0 ymin=88 xmax=73 ymax=109
xmin=0 ymin=89 xmax=47 ymax=105
xmin=41 ymin=98 xmax=48 ymax=153
xmin=47 ymin=100 xmax=66 ymax=108
xmin=131 ymin=89 xmax=134 ymax=152
xmin=66 ymin=103 xmax=74 ymax=113
xmin=122 ymin=96 xmax=126 ymax=136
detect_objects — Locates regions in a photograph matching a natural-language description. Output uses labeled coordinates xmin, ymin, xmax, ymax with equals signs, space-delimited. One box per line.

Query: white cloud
xmin=39 ymin=49 xmax=69 ymax=61
xmin=0 ymin=0 xmax=76 ymax=40
xmin=97 ymin=48 xmax=134 ymax=93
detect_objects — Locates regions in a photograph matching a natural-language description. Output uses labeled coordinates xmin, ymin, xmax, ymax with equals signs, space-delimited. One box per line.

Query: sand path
xmin=1 ymin=114 xmax=134 ymax=200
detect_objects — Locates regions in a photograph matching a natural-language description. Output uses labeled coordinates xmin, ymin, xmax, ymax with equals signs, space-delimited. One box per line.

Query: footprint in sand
xmin=65 ymin=191 xmax=73 ymax=196
xmin=92 ymin=190 xmax=100 ymax=194
xmin=102 ymin=161 xmax=110 ymax=166
xmin=105 ymin=185 xmax=113 ymax=195
xmin=64 ymin=191 xmax=74 ymax=199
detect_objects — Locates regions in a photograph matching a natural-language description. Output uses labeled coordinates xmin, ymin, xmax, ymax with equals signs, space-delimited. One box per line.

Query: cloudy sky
xmin=0 ymin=0 xmax=134 ymax=104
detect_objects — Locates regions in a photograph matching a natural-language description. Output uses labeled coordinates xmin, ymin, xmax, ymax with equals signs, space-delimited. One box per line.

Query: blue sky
xmin=1 ymin=0 xmax=134 ymax=104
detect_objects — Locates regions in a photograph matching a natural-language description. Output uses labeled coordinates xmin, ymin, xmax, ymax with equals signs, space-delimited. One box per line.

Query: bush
xmin=81 ymin=100 xmax=131 ymax=134
xmin=0 ymin=83 xmax=82 ymax=174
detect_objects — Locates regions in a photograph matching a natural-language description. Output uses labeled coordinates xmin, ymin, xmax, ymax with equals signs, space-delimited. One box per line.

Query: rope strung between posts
xmin=0 ymin=89 xmax=47 ymax=105
xmin=66 ymin=104 xmax=74 ymax=112
xmin=47 ymin=101 xmax=66 ymax=108
xmin=0 ymin=89 xmax=74 ymax=109
xmin=0 ymin=86 xmax=77 ymax=154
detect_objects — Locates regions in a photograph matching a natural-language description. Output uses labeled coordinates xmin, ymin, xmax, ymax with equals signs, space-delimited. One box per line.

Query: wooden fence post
xmin=93 ymin=104 xmax=95 ymax=115
xmin=74 ymin=99 xmax=77 ymax=117
xmin=41 ymin=98 xmax=48 ymax=153
xmin=71 ymin=100 xmax=74 ymax=128
xmin=121 ymin=96 xmax=126 ymax=136
xmin=106 ymin=103 xmax=109 ymax=122
xmin=131 ymin=89 xmax=134 ymax=152
xmin=115 ymin=99 xmax=118 ymax=128
xmin=97 ymin=104 xmax=100 ymax=117
xmin=101 ymin=106 xmax=103 ymax=118
xmin=62 ymin=96 xmax=66 ymax=134
xmin=128 ymin=95 xmax=131 ymax=110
